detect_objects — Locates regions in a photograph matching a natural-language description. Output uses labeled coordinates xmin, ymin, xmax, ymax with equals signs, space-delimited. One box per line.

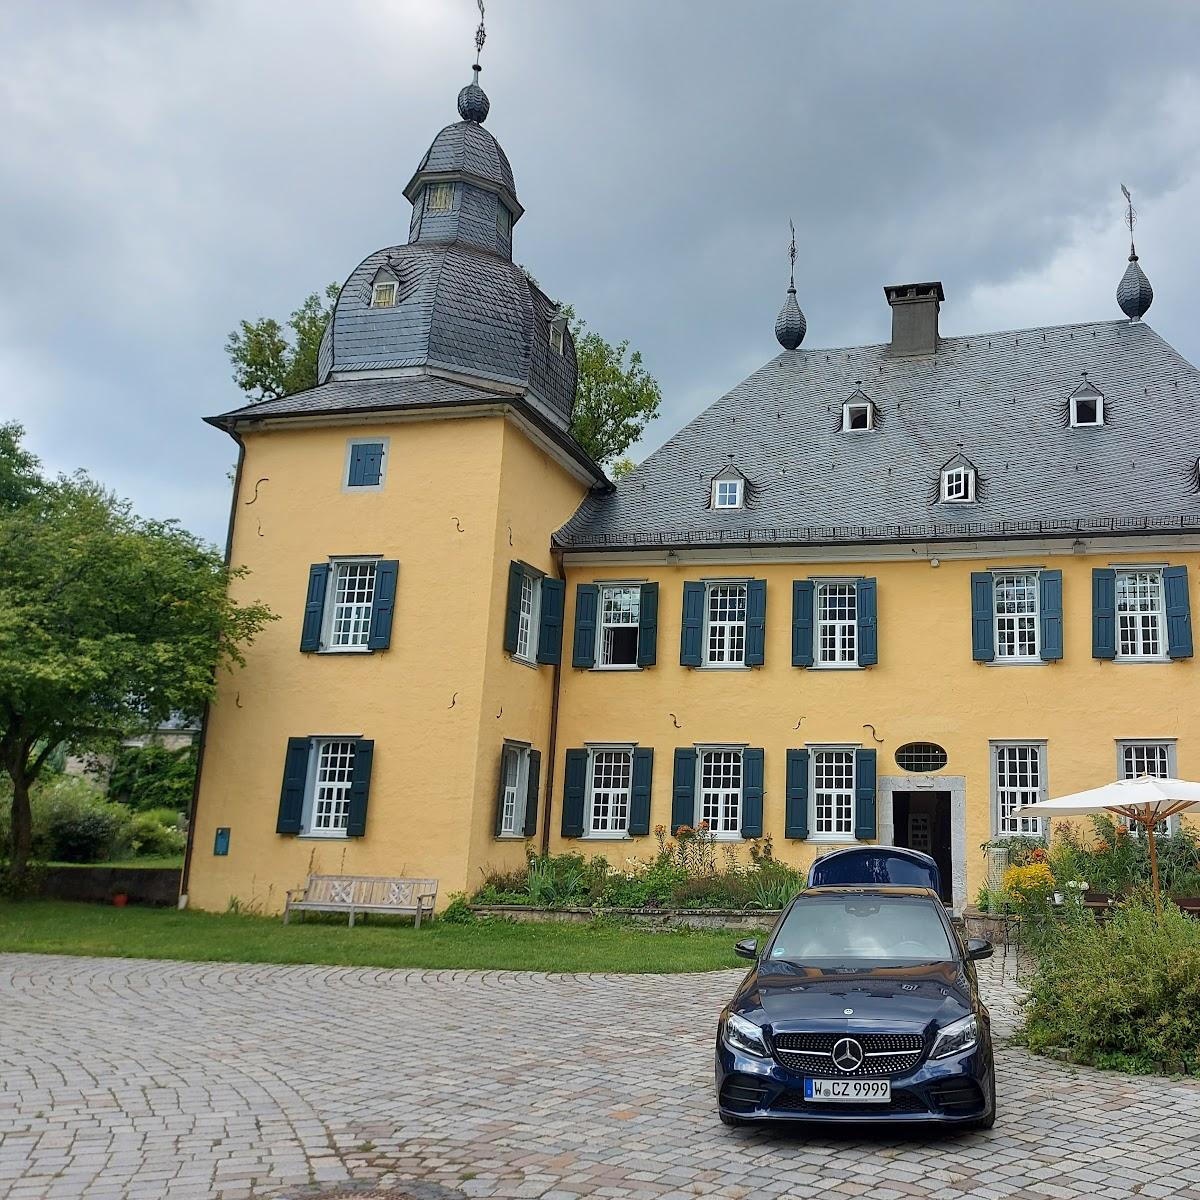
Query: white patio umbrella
xmin=1016 ymin=776 xmax=1200 ymax=911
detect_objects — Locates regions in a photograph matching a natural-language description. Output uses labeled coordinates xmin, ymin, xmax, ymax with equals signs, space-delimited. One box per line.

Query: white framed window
xmin=842 ymin=400 xmax=874 ymax=431
xmin=992 ymin=742 xmax=1046 ymax=836
xmin=711 ymin=478 xmax=743 ymax=509
xmin=303 ymin=739 xmax=356 ymax=838
xmin=1117 ymin=740 xmax=1176 ymax=836
xmin=816 ymin=582 xmax=857 ymax=666
xmin=514 ymin=570 xmax=541 ymax=664
xmin=371 ymin=280 xmax=397 ymax=308
xmin=811 ymin=749 xmax=856 ymax=840
xmin=549 ymin=316 xmax=566 ymax=355
xmin=1070 ymin=385 xmax=1104 ymax=427
xmin=697 ymin=748 xmax=742 ymax=837
xmin=703 ymin=582 xmax=747 ymax=667
xmin=425 ymin=182 xmax=453 ymax=212
xmin=498 ymin=744 xmax=531 ymax=837
xmin=1116 ymin=570 xmax=1166 ymax=660
xmin=941 ymin=466 xmax=976 ymax=503
xmin=993 ymin=572 xmax=1040 ymax=661
xmin=586 ymin=747 xmax=633 ymax=837
xmin=323 ymin=559 xmax=378 ymax=651
xmin=597 ymin=584 xmax=640 ymax=668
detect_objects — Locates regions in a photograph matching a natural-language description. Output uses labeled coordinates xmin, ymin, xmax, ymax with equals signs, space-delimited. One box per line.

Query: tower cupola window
xmin=549 ymin=314 xmax=567 ymax=355
xmin=497 ymin=203 xmax=511 ymax=238
xmin=425 ymin=182 xmax=454 ymax=212
xmin=371 ymin=280 xmax=397 ymax=308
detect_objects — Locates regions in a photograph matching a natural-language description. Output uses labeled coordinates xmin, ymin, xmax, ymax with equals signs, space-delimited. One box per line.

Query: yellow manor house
xmin=184 ymin=63 xmax=1198 ymax=916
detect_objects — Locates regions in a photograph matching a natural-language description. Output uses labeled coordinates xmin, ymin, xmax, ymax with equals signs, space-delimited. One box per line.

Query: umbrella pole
xmin=1146 ymin=818 xmax=1162 ymax=916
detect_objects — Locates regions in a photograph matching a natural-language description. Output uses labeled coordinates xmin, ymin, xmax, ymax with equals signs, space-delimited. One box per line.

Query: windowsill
xmin=317 ymin=647 xmax=373 ymax=655
xmin=987 ymin=658 xmax=1044 ymax=667
xmin=811 ymin=663 xmax=862 ymax=671
xmin=509 ymin=654 xmax=540 ymax=671
xmin=582 ymin=833 xmax=632 ymax=841
xmin=711 ymin=833 xmax=744 ymax=842
xmin=591 ymin=663 xmax=642 ymax=672
xmin=699 ymin=662 xmax=750 ymax=671
xmin=1113 ymin=656 xmax=1171 ymax=664
xmin=496 ymin=833 xmax=528 ymax=841
xmin=298 ymin=833 xmax=349 ymax=841
xmin=809 ymin=835 xmax=859 ymax=845
xmin=342 ymin=484 xmax=386 ymax=494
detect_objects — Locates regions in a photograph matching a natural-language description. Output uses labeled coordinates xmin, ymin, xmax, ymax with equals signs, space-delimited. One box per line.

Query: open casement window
xmin=276 ymin=737 xmax=374 ymax=839
xmin=573 ymin=582 xmax=657 ymax=669
xmin=597 ymin=584 xmax=640 ymax=667
xmin=299 ymin=559 xmax=398 ymax=653
xmin=991 ymin=743 xmax=1046 ymax=837
xmin=842 ymin=399 xmax=874 ymax=431
xmin=494 ymin=743 xmax=540 ymax=838
xmin=1069 ymin=379 xmax=1105 ymax=427
xmin=941 ymin=465 xmax=976 ymax=503
xmin=1118 ymin=741 xmax=1176 ymax=836
xmin=503 ymin=562 xmax=565 ymax=666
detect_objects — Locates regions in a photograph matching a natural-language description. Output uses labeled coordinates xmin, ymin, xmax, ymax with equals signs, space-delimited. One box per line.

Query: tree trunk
xmin=7 ymin=767 xmax=33 ymax=886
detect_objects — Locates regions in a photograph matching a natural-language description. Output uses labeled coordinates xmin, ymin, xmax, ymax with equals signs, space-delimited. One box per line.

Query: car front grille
xmin=773 ymin=1032 xmax=925 ymax=1078
xmin=772 ymin=1088 xmax=928 ymax=1116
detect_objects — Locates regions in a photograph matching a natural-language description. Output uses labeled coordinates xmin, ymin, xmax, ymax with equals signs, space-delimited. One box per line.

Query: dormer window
xmin=941 ymin=465 xmax=976 ymax=503
xmin=712 ymin=478 xmax=743 ymax=509
xmin=549 ymin=314 xmax=566 ymax=355
xmin=371 ymin=280 xmax=397 ymax=308
xmin=1069 ymin=378 xmax=1105 ymax=427
xmin=842 ymin=398 xmax=875 ymax=431
xmin=425 ymin=182 xmax=453 ymax=213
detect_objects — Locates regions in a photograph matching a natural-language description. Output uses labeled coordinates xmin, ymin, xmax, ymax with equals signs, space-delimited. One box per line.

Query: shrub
xmin=1019 ymin=895 xmax=1200 ymax=1074
xmin=32 ymin=776 xmax=134 ymax=862
xmin=440 ymin=893 xmax=475 ymax=924
xmin=107 ymin=742 xmax=198 ymax=813
xmin=127 ymin=811 xmax=186 ymax=858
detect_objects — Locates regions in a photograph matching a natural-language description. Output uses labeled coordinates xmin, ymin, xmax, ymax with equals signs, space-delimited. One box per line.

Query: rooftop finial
xmin=1116 ymin=183 xmax=1153 ymax=321
xmin=458 ymin=1 xmax=491 ymax=122
xmin=775 ymin=218 xmax=807 ymax=350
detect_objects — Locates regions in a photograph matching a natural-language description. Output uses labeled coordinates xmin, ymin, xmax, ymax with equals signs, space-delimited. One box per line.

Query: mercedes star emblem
xmin=832 ymin=1037 xmax=865 ymax=1073
xmin=843 ymin=1008 xmax=854 ymax=1015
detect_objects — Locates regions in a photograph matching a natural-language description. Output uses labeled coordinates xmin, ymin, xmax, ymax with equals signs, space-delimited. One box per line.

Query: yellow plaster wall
xmin=551 ymin=550 xmax=1200 ymax=899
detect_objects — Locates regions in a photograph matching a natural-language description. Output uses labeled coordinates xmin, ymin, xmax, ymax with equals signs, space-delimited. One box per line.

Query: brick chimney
xmin=885 ymin=281 xmax=945 ymax=356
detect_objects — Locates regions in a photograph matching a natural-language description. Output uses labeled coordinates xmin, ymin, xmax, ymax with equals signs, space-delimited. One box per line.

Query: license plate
xmin=804 ymin=1078 xmax=891 ymax=1103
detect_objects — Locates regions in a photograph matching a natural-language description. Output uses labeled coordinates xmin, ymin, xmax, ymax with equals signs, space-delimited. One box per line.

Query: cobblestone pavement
xmin=2 ymin=950 xmax=1200 ymax=1200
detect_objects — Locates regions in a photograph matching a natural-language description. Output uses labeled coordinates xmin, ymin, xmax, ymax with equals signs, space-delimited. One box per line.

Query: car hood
xmin=732 ymin=961 xmax=974 ymax=1034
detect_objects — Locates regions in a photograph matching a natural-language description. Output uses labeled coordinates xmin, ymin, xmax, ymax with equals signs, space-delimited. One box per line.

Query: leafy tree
xmin=226 ymin=287 xmax=662 ymax=467
xmin=0 ymin=430 xmax=274 ymax=886
xmin=0 ymin=422 xmax=42 ymax=511
xmin=108 ymin=743 xmax=199 ymax=813
xmin=561 ymin=306 xmax=661 ymax=467
xmin=225 ymin=283 xmax=340 ymax=401
xmin=610 ymin=457 xmax=637 ymax=480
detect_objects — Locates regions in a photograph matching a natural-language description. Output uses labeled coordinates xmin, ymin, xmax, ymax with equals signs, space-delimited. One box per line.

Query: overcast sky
xmin=3 ymin=1 xmax=1198 ymax=546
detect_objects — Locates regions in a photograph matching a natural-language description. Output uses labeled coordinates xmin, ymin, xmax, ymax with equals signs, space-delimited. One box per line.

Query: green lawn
xmin=46 ymin=857 xmax=184 ymax=870
xmin=0 ymin=901 xmax=753 ymax=973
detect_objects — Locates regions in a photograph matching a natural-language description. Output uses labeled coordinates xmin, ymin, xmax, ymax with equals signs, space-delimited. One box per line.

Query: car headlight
xmin=930 ymin=1014 xmax=978 ymax=1059
xmin=722 ymin=1012 xmax=769 ymax=1058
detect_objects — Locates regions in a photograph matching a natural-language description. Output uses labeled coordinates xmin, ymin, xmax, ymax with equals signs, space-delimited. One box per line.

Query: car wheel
xmin=967 ymin=1106 xmax=996 ymax=1131
xmin=719 ymin=1111 xmax=748 ymax=1128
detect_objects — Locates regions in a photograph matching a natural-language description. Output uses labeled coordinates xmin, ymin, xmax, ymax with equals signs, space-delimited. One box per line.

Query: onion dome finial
xmin=775 ymin=219 xmax=807 ymax=349
xmin=458 ymin=65 xmax=490 ymax=123
xmin=1117 ymin=184 xmax=1153 ymax=321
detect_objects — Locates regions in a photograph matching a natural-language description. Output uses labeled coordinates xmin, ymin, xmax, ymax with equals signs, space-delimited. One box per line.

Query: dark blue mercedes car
xmin=716 ymin=886 xmax=995 ymax=1129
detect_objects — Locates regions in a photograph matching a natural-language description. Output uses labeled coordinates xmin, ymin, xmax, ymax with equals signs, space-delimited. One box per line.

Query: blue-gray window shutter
xmin=348 ymin=441 xmax=384 ymax=487
xmin=503 ymin=561 xmax=523 ymax=654
xmin=746 ymin=580 xmax=767 ymax=666
xmin=628 ymin=748 xmax=654 ymax=835
xmin=741 ymin=748 xmax=765 ymax=837
xmin=346 ymin=739 xmax=374 ymax=837
xmin=300 ymin=564 xmax=330 ymax=652
xmin=536 ymin=579 xmax=564 ymax=664
xmin=672 ymin=747 xmax=697 ymax=832
xmin=493 ymin=746 xmax=511 ymax=837
xmin=854 ymin=748 xmax=877 ymax=840
xmin=792 ymin=580 xmax=814 ymax=667
xmin=970 ymin=572 xmax=995 ymax=662
xmin=1039 ymin=569 xmax=1063 ymax=661
xmin=562 ymin=749 xmax=588 ymax=837
xmin=637 ymin=583 xmax=659 ymax=668
xmin=857 ymin=578 xmax=878 ymax=666
xmin=367 ymin=560 xmax=399 ymax=650
xmin=572 ymin=583 xmax=599 ymax=668
xmin=1092 ymin=568 xmax=1116 ymax=660
xmin=523 ymin=750 xmax=542 ymax=836
xmin=785 ymin=749 xmax=810 ymax=839
xmin=680 ymin=583 xmax=705 ymax=667
xmin=1164 ymin=566 xmax=1193 ymax=659
xmin=276 ymin=738 xmax=310 ymax=834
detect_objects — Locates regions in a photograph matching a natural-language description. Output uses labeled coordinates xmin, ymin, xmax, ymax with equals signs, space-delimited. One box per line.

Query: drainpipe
xmin=179 ymin=427 xmax=246 ymax=905
xmin=540 ymin=544 xmax=567 ymax=856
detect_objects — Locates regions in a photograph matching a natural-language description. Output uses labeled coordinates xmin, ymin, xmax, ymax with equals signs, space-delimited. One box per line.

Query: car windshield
xmin=768 ymin=895 xmax=954 ymax=966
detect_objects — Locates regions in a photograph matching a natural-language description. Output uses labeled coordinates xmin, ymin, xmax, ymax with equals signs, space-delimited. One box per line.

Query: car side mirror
xmin=967 ymin=937 xmax=993 ymax=961
xmin=734 ymin=938 xmax=759 ymax=960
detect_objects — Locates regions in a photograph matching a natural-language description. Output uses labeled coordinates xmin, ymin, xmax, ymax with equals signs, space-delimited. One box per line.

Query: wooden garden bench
xmin=283 ymin=874 xmax=438 ymax=927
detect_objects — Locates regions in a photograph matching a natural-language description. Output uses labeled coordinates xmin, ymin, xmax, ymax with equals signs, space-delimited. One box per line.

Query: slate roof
xmin=557 ymin=319 xmax=1200 ymax=550
xmin=408 ymin=120 xmax=516 ymax=199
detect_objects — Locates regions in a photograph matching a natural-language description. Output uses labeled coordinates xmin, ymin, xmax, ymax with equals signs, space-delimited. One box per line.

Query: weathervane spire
xmin=457 ymin=0 xmax=491 ymax=123
xmin=775 ymin=218 xmax=807 ymax=349
xmin=788 ymin=218 xmax=797 ymax=292
xmin=1116 ymin=183 xmax=1153 ymax=321
xmin=474 ymin=0 xmax=486 ymax=68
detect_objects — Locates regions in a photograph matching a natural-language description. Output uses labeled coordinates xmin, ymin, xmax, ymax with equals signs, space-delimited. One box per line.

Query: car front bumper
xmin=715 ymin=1036 xmax=994 ymax=1125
